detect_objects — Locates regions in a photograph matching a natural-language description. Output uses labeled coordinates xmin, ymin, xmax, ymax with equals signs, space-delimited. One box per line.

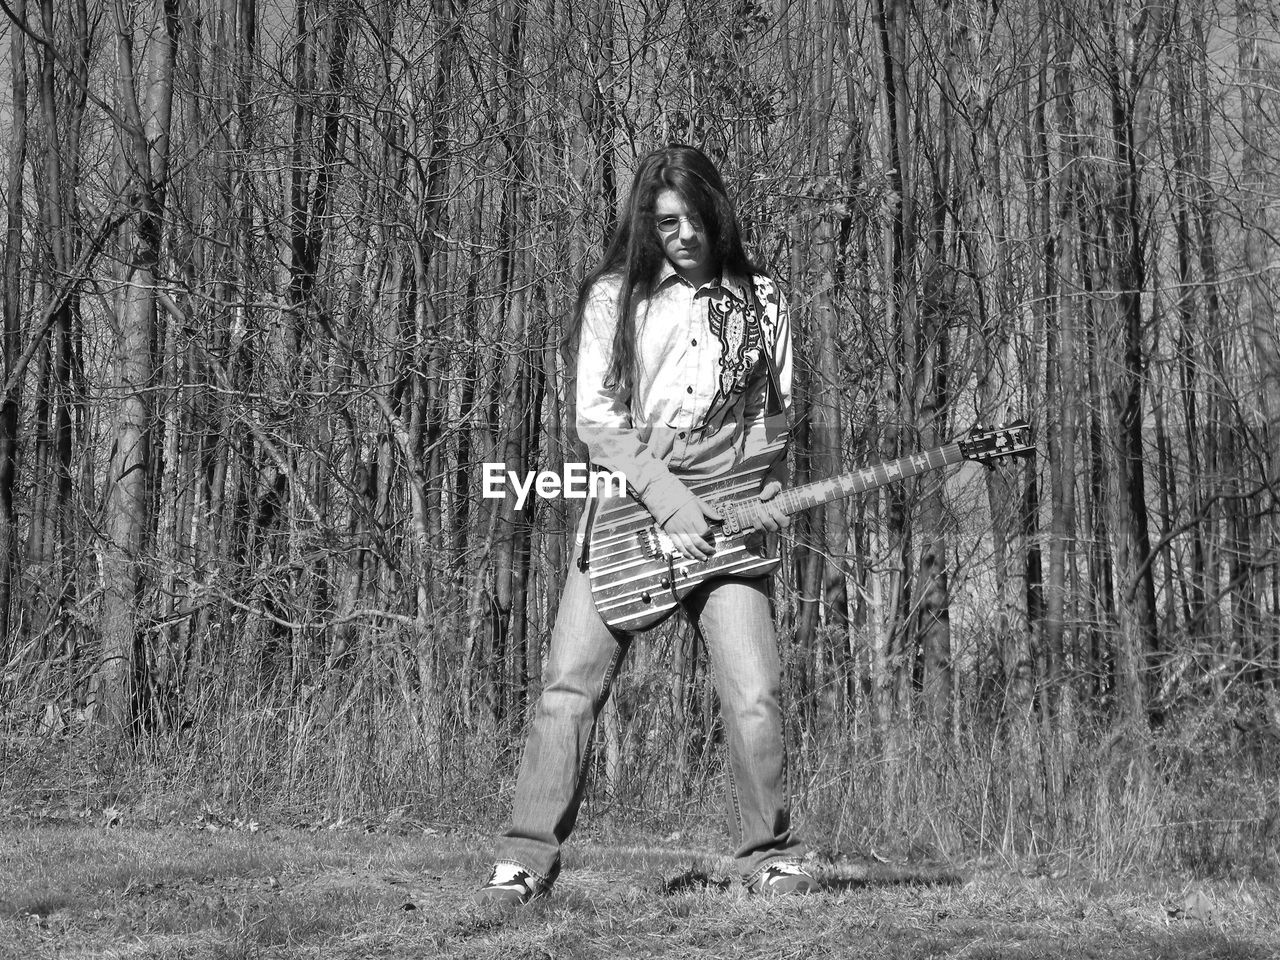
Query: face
xmin=653 ymin=189 xmax=715 ymax=285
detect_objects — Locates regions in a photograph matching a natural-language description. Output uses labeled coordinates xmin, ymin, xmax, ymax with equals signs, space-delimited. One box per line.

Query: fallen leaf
xmin=1167 ymin=889 xmax=1215 ymax=922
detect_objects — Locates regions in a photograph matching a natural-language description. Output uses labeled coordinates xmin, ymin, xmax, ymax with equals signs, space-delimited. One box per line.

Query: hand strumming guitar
xmin=661 ymin=496 xmax=722 ymax=561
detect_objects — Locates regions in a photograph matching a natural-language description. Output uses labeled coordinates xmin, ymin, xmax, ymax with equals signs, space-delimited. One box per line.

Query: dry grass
xmin=1 ymin=817 xmax=1277 ymax=960
xmin=5 ymin=653 xmax=1279 ymax=883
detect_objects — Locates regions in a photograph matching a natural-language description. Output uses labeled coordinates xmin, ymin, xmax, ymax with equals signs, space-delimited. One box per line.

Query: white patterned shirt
xmin=575 ymin=261 xmax=793 ymax=525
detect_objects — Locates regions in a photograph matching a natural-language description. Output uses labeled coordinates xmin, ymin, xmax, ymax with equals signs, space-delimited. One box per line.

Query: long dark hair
xmin=565 ymin=144 xmax=760 ymax=400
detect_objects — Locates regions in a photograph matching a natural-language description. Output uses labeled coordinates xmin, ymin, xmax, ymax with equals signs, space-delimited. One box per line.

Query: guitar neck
xmin=773 ymin=441 xmax=966 ymax=517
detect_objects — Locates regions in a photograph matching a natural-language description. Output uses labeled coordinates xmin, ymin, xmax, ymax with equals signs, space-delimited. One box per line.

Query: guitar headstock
xmin=959 ymin=421 xmax=1034 ymax=464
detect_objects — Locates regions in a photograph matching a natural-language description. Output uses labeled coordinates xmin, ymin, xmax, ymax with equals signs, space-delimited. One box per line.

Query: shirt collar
xmin=655 ymin=260 xmax=691 ymax=290
xmin=656 ymin=261 xmax=751 ymax=302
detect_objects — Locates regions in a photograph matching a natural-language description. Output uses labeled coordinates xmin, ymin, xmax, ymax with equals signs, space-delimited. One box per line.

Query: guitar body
xmin=587 ymin=448 xmax=783 ymax=633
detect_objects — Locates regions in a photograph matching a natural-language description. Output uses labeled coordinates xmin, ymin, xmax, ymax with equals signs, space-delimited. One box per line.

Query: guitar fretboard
xmin=733 ymin=441 xmax=964 ymax=529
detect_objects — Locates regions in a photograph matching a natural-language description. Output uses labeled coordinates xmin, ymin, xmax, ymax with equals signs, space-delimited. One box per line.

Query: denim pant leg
xmin=686 ymin=575 xmax=806 ymax=881
xmin=495 ymin=561 xmax=629 ymax=882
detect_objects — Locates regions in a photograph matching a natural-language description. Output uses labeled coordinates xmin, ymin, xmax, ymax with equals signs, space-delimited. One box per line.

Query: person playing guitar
xmin=473 ymin=144 xmax=817 ymax=904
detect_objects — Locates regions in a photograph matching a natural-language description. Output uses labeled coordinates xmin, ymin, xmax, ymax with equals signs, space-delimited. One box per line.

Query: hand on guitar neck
xmin=753 ymin=480 xmax=791 ymax=533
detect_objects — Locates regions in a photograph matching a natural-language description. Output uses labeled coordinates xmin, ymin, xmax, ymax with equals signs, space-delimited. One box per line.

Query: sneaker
xmin=748 ymin=861 xmax=820 ymax=895
xmin=472 ymin=862 xmax=551 ymax=906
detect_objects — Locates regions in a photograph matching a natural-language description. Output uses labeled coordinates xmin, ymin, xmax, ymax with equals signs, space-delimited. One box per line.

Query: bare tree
xmin=94 ymin=0 xmax=179 ymax=734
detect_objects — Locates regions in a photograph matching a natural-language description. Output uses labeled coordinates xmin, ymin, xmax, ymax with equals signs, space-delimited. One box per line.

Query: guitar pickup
xmin=720 ymin=503 xmax=742 ymax=535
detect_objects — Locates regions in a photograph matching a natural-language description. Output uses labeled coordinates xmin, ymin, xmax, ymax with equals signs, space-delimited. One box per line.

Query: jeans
xmin=494 ymin=555 xmax=805 ymax=884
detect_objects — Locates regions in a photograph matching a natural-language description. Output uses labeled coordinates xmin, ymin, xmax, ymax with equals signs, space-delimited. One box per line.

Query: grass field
xmin=1 ymin=807 xmax=1277 ymax=960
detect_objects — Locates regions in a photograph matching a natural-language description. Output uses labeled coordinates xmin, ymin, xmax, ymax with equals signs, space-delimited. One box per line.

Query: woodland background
xmin=0 ymin=0 xmax=1277 ymax=872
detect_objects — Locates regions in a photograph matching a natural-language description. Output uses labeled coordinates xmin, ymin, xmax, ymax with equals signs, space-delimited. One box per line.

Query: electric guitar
xmin=586 ymin=422 xmax=1033 ymax=631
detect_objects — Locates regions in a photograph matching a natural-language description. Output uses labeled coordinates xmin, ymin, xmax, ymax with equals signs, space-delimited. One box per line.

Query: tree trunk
xmin=95 ymin=0 xmax=179 ymax=735
xmin=0 ymin=0 xmax=28 ymax=649
xmin=1103 ymin=0 xmax=1160 ymax=731
xmin=1235 ymin=0 xmax=1277 ymax=678
xmin=873 ymin=0 xmax=915 ymax=732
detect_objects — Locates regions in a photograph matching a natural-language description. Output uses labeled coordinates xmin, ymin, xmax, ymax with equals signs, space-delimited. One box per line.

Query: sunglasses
xmin=654 ymin=214 xmax=704 ymax=235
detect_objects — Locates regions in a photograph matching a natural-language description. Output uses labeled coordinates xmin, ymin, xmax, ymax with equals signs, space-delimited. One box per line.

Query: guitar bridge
xmin=639 ymin=526 xmax=664 ymax=559
xmin=639 ymin=527 xmax=657 ymax=557
xmin=638 ymin=525 xmax=683 ymax=561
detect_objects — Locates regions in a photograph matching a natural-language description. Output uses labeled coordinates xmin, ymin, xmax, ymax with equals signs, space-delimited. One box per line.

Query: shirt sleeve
xmin=575 ymin=284 xmax=698 ymax=525
xmin=741 ymin=281 xmax=793 ymax=479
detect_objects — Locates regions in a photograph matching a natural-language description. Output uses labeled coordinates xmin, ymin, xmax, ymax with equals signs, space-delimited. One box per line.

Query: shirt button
xmin=678 ymin=432 xmax=686 ymax=440
xmin=691 ymin=338 xmax=697 ymax=346
xmin=686 ymin=385 xmax=693 ymax=394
